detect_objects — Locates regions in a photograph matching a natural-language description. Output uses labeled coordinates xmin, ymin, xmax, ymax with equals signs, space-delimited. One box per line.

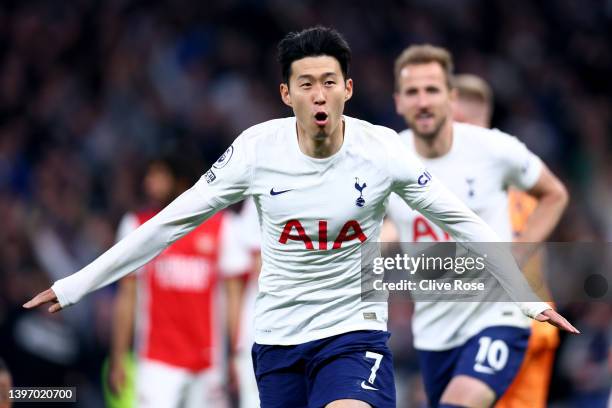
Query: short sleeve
xmin=494 ymin=130 xmax=542 ymax=191
xmin=52 ymin=135 xmax=253 ymax=307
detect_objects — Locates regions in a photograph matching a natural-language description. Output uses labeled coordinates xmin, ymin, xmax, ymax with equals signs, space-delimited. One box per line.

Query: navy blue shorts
xmin=418 ymin=326 xmax=530 ymax=407
xmin=252 ymin=330 xmax=396 ymax=408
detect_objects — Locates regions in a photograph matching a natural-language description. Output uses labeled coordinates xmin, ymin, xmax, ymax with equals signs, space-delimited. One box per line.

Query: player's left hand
xmin=23 ymin=288 xmax=63 ymax=313
xmin=535 ymin=309 xmax=580 ymax=334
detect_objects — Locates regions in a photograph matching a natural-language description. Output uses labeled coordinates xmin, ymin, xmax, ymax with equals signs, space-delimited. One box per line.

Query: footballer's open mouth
xmin=314 ymin=112 xmax=329 ymax=126
xmin=416 ymin=111 xmax=434 ymax=120
xmin=415 ymin=111 xmax=434 ymax=124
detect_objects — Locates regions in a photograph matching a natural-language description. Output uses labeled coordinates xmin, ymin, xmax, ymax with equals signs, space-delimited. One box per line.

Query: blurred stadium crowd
xmin=0 ymin=0 xmax=610 ymax=406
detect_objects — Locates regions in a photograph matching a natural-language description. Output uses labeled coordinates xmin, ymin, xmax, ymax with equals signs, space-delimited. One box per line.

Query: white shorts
xmin=137 ymin=359 xmax=228 ymax=408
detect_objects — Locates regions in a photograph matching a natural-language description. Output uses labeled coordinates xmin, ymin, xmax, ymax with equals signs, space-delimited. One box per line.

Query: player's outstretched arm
xmin=388 ymin=141 xmax=579 ymax=334
xmin=22 ymin=186 xmax=218 ymax=311
xmin=23 ymin=185 xmax=245 ymax=311
xmin=23 ymin=137 xmax=252 ymax=312
xmin=416 ymin=189 xmax=578 ymax=334
xmin=414 ymin=187 xmax=578 ymax=334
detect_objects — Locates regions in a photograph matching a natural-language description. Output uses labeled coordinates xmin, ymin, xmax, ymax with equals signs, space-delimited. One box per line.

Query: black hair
xmin=148 ymin=152 xmax=203 ymax=183
xmin=277 ymin=26 xmax=351 ymax=84
xmin=148 ymin=155 xmax=183 ymax=179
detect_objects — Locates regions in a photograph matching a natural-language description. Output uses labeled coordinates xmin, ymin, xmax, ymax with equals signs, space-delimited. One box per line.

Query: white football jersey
xmin=386 ymin=122 xmax=543 ymax=350
xmin=51 ymin=116 xmax=548 ymax=346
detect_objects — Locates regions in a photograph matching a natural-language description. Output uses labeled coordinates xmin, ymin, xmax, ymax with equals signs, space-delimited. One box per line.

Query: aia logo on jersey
xmin=278 ymin=219 xmax=367 ymax=250
xmin=417 ymin=171 xmax=432 ymax=186
xmin=354 ymin=177 xmax=367 ymax=207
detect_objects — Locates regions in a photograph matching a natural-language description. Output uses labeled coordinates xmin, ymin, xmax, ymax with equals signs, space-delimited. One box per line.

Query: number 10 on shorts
xmin=474 ymin=336 xmax=509 ymax=374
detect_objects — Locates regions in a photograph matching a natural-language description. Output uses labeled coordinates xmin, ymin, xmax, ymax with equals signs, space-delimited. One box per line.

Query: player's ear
xmin=344 ymin=78 xmax=353 ymax=101
xmin=393 ymin=92 xmax=403 ymax=115
xmin=280 ymin=83 xmax=292 ymax=107
xmin=449 ymin=86 xmax=458 ymax=102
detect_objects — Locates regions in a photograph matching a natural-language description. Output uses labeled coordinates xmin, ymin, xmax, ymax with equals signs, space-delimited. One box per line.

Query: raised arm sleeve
xmin=52 ymin=135 xmax=252 ymax=307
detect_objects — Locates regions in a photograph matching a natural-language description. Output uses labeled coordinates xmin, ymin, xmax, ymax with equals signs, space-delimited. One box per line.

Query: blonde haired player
xmin=386 ymin=45 xmax=569 ymax=408
xmin=453 ymin=73 xmax=561 ymax=408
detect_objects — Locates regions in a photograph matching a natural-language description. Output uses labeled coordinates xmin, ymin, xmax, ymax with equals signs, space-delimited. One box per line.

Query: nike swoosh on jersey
xmin=473 ymin=364 xmax=495 ymax=375
xmin=270 ymin=188 xmax=293 ymax=196
xmin=360 ymin=381 xmax=379 ymax=391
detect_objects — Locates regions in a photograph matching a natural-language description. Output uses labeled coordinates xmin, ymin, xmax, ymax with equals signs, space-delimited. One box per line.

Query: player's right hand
xmin=108 ymin=361 xmax=126 ymax=395
xmin=23 ymin=288 xmax=63 ymax=313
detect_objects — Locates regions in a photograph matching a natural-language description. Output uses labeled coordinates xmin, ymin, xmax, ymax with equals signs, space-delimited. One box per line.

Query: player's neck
xmin=413 ymin=119 xmax=453 ymax=159
xmin=296 ymin=120 xmax=344 ymax=159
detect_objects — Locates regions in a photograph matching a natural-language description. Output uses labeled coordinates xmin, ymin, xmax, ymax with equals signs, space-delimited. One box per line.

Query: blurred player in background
xmin=0 ymin=358 xmax=12 ymax=408
xmin=107 ymin=157 xmax=249 ymax=408
xmin=386 ymin=45 xmax=568 ymax=407
xmin=452 ymin=73 xmax=560 ymax=408
xmin=232 ymin=198 xmax=262 ymax=408
xmin=25 ymin=27 xmax=577 ymax=408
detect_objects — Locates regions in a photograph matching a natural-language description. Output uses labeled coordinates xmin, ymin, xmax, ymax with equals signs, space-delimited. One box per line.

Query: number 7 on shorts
xmin=365 ymin=351 xmax=383 ymax=385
